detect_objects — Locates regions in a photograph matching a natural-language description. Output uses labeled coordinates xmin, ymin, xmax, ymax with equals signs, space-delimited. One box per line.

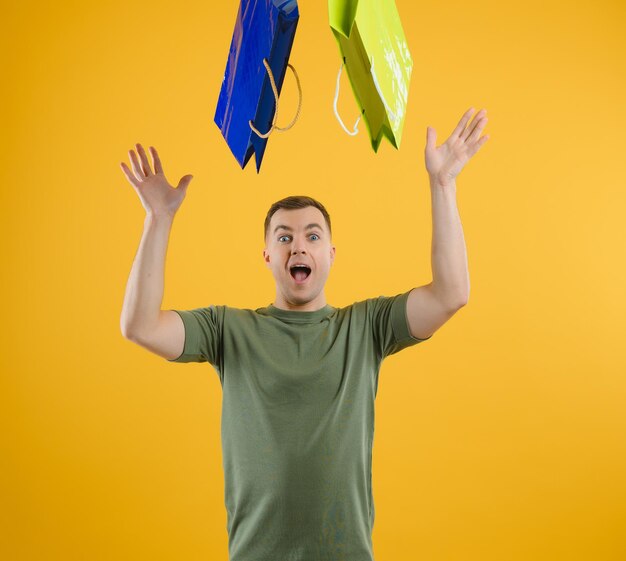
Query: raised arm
xmin=405 ymin=108 xmax=490 ymax=340
xmin=119 ymin=143 xmax=194 ymax=359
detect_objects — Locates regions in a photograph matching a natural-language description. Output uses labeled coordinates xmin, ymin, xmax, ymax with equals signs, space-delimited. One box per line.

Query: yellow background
xmin=2 ymin=0 xmax=625 ymax=559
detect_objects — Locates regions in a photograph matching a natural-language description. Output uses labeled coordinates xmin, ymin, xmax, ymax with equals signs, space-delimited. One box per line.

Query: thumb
xmin=426 ymin=126 xmax=436 ymax=151
xmin=177 ymin=174 xmax=194 ymax=192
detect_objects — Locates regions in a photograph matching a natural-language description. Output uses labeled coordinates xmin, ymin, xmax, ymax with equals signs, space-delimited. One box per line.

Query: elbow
xmin=120 ymin=322 xmax=137 ymax=341
xmin=446 ymin=299 xmax=467 ymax=313
xmin=121 ymin=315 xmax=144 ymax=341
xmin=444 ymin=291 xmax=469 ymax=311
xmin=432 ymin=281 xmax=469 ymax=311
xmin=456 ymin=284 xmax=470 ymax=308
xmin=450 ymin=292 xmax=469 ymax=310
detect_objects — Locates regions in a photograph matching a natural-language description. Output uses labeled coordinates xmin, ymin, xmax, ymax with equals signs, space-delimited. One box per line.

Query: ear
xmin=263 ymin=248 xmax=270 ymax=267
xmin=330 ymin=245 xmax=336 ymax=265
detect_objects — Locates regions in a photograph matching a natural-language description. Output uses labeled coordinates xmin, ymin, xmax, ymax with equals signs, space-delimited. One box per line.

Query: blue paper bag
xmin=214 ymin=0 xmax=300 ymax=172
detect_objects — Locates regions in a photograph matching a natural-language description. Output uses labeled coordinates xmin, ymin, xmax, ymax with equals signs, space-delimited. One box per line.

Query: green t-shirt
xmin=168 ymin=289 xmax=431 ymax=561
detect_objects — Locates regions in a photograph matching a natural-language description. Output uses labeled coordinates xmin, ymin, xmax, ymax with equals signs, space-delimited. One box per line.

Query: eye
xmin=278 ymin=234 xmax=320 ymax=242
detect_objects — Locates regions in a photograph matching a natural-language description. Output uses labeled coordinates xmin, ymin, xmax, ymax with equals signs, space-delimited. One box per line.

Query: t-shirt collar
xmin=263 ymin=303 xmax=335 ymax=323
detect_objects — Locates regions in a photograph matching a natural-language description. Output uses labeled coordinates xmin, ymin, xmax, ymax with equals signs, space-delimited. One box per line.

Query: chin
xmin=288 ymin=288 xmax=317 ymax=303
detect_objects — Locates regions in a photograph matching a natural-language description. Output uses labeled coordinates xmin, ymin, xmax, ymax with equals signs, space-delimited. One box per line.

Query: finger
xmin=177 ymin=174 xmax=193 ymax=191
xmin=425 ymin=126 xmax=437 ymax=152
xmin=136 ymin=143 xmax=153 ymax=176
xmin=129 ymin=150 xmax=145 ymax=179
xmin=461 ymin=109 xmax=487 ymax=142
xmin=450 ymin=107 xmax=475 ymax=140
xmin=468 ymin=134 xmax=490 ymax=158
xmin=149 ymin=146 xmax=164 ymax=174
xmin=120 ymin=161 xmax=141 ymax=188
xmin=467 ymin=116 xmax=488 ymax=144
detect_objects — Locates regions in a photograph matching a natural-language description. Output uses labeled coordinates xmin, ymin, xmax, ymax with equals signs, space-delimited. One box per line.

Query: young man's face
xmin=263 ymin=206 xmax=336 ymax=311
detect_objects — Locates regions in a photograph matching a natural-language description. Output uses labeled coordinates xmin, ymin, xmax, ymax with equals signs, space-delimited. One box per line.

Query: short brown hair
xmin=264 ymin=195 xmax=332 ymax=242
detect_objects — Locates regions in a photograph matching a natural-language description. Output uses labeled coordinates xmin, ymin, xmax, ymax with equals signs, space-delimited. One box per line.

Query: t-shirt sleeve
xmin=369 ymin=289 xmax=432 ymax=359
xmin=166 ymin=305 xmax=224 ymax=367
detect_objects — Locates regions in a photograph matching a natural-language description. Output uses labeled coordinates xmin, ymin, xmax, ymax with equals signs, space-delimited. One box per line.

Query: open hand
xmin=425 ymin=108 xmax=490 ymax=186
xmin=120 ymin=143 xmax=193 ymax=216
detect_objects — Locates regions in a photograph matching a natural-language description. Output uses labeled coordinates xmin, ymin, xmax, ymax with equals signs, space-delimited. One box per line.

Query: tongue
xmin=294 ymin=270 xmax=308 ymax=282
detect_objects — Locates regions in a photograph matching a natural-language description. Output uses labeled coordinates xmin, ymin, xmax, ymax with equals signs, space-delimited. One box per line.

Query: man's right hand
xmin=120 ymin=143 xmax=193 ymax=217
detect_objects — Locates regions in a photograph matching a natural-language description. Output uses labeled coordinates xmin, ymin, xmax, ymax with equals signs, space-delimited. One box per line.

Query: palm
xmin=425 ymin=108 xmax=490 ymax=185
xmin=120 ymin=144 xmax=193 ymax=216
xmin=140 ymin=173 xmax=186 ymax=213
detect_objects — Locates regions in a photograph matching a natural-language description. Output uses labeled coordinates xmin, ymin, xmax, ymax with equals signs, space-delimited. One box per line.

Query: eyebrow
xmin=273 ymin=223 xmax=324 ymax=235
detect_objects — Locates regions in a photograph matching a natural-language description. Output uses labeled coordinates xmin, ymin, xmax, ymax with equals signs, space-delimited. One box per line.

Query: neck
xmin=272 ymin=291 xmax=328 ymax=312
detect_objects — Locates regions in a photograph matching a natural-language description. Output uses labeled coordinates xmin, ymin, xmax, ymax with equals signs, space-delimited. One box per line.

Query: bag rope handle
xmin=333 ymin=60 xmax=361 ymax=136
xmin=249 ymin=58 xmax=302 ymax=139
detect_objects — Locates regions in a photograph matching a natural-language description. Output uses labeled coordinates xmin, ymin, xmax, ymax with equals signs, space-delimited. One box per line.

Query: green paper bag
xmin=329 ymin=0 xmax=412 ymax=151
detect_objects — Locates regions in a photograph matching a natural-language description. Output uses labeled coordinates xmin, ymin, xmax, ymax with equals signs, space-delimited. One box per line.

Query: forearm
xmin=120 ymin=212 xmax=175 ymax=339
xmin=429 ymin=178 xmax=469 ymax=308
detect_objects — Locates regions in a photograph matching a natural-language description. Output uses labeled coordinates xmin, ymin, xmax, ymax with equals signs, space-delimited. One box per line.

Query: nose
xmin=291 ymin=239 xmax=307 ymax=255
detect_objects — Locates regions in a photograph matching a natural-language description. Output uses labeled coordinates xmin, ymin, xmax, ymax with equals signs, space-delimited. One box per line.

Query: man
xmin=120 ymin=107 xmax=489 ymax=561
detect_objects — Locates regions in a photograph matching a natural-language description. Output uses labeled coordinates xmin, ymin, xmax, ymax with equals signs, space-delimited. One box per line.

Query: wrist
xmin=429 ymin=175 xmax=456 ymax=190
xmin=145 ymin=211 xmax=175 ymax=225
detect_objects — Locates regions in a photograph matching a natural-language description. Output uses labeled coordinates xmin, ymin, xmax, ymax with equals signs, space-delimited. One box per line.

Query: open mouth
xmin=290 ymin=265 xmax=312 ymax=284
